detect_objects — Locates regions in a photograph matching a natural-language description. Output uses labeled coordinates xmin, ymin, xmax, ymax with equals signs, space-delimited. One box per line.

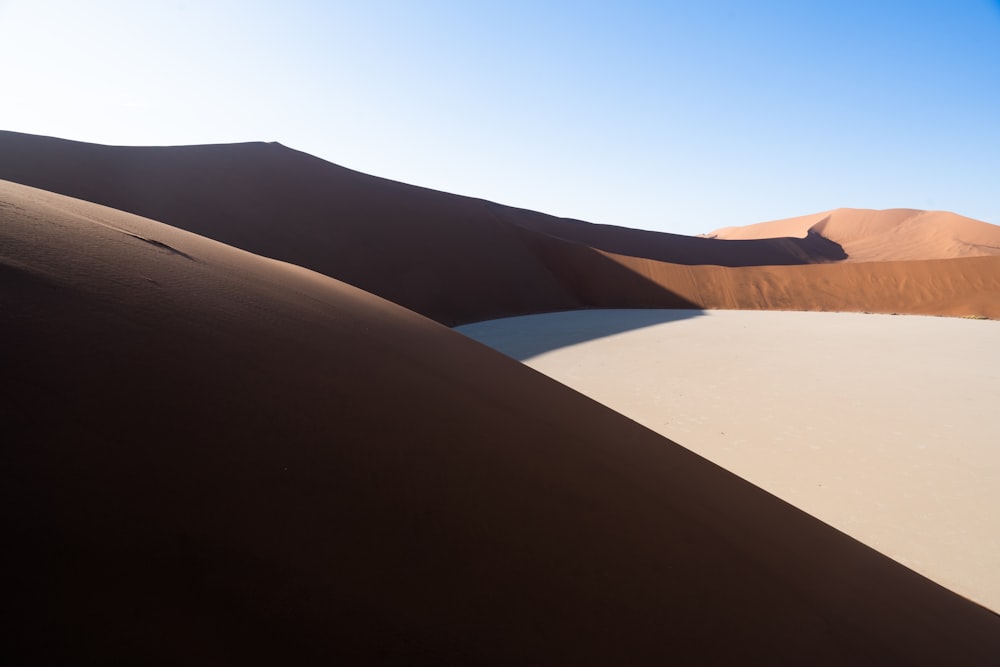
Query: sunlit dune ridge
xmin=706 ymin=207 xmax=1000 ymax=262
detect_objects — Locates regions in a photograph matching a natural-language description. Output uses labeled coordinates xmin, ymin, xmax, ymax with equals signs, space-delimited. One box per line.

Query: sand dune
xmin=707 ymin=208 xmax=1000 ymax=262
xmin=459 ymin=309 xmax=1000 ymax=613
xmin=5 ymin=179 xmax=1000 ymax=663
xmin=3 ymin=131 xmax=996 ymax=323
xmin=2 ymin=129 xmax=777 ymax=323
xmin=0 ymin=131 xmax=584 ymax=325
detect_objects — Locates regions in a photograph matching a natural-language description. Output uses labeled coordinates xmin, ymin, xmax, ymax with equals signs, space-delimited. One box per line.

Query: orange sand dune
xmin=707 ymin=208 xmax=1000 ymax=262
xmin=604 ymin=250 xmax=1000 ymax=319
xmin=4 ymin=179 xmax=1000 ymax=663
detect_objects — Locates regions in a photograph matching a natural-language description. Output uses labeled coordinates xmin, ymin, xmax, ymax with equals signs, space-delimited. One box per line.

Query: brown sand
xmin=706 ymin=208 xmax=1000 ymax=262
xmin=458 ymin=309 xmax=1000 ymax=613
xmin=4 ymin=179 xmax=1000 ymax=663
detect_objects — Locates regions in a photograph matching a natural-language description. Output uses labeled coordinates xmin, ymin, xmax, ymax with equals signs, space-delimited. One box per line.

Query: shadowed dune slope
xmin=0 ymin=132 xmax=994 ymax=324
xmin=0 ymin=131 xmax=580 ymax=324
xmin=706 ymin=208 xmax=1000 ymax=262
xmin=491 ymin=202 xmax=847 ymax=265
xmin=0 ymin=131 xmax=849 ymax=324
xmin=4 ymin=181 xmax=1000 ymax=664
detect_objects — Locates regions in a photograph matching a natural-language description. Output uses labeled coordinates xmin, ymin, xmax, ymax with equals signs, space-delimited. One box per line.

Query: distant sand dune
xmin=706 ymin=207 xmax=1000 ymax=262
xmin=5 ymin=180 xmax=1000 ymax=663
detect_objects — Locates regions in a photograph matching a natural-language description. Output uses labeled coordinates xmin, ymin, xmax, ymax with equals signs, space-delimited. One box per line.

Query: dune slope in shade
xmin=0 ymin=131 xmax=854 ymax=324
xmin=706 ymin=208 xmax=1000 ymax=262
xmin=488 ymin=201 xmax=848 ymax=265
xmin=2 ymin=131 xmax=996 ymax=323
xmin=459 ymin=309 xmax=1000 ymax=613
xmin=3 ymin=180 xmax=1000 ymax=664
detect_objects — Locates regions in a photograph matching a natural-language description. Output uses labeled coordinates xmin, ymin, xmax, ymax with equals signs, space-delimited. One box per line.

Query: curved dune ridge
xmin=706 ymin=208 xmax=1000 ymax=262
xmin=5 ymin=180 xmax=1000 ymax=663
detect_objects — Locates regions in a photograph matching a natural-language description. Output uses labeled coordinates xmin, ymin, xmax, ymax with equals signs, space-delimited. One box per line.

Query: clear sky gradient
xmin=1 ymin=1 xmax=998 ymax=234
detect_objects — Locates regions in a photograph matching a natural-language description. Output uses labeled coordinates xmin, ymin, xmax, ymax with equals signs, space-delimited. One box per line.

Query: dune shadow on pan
xmin=456 ymin=308 xmax=704 ymax=361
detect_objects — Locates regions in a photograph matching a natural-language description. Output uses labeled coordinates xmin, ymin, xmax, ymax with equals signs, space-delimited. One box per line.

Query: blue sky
xmin=1 ymin=1 xmax=998 ymax=234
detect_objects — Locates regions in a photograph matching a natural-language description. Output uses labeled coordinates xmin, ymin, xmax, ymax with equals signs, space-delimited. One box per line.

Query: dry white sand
xmin=458 ymin=309 xmax=1000 ymax=612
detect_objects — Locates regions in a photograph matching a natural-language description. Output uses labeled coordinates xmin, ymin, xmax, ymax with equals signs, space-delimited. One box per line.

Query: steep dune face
xmin=707 ymin=208 xmax=1000 ymax=262
xmin=4 ymin=180 xmax=1000 ymax=663
xmin=604 ymin=250 xmax=1000 ymax=319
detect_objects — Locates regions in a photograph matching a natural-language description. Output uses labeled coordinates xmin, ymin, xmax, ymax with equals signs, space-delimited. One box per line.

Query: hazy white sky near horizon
xmin=1 ymin=1 xmax=998 ymax=235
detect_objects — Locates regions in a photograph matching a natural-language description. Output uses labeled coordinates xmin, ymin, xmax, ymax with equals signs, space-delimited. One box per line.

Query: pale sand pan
xmin=459 ymin=309 xmax=1000 ymax=612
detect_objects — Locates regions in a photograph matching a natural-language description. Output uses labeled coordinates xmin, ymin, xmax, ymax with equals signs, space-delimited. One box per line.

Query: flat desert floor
xmin=459 ymin=309 xmax=1000 ymax=612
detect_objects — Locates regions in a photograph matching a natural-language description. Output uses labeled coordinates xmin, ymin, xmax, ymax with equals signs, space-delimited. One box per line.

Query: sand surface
xmin=459 ymin=309 xmax=1000 ymax=612
xmin=6 ymin=179 xmax=1000 ymax=663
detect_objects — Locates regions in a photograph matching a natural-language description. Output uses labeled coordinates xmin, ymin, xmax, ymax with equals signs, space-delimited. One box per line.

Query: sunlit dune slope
xmin=3 ymin=180 xmax=999 ymax=664
xmin=602 ymin=250 xmax=1000 ymax=319
xmin=706 ymin=208 xmax=1000 ymax=262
